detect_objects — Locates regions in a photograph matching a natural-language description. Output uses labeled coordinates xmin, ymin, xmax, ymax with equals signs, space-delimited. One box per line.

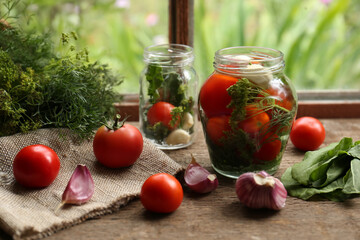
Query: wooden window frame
xmin=115 ymin=0 xmax=360 ymax=120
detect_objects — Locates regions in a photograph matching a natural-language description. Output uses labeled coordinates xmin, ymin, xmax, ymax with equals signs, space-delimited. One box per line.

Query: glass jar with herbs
xmin=199 ymin=46 xmax=297 ymax=178
xmin=139 ymin=44 xmax=198 ymax=150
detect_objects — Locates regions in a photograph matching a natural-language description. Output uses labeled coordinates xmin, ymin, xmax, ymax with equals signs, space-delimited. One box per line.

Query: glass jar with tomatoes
xmin=199 ymin=46 xmax=297 ymax=178
xmin=139 ymin=44 xmax=198 ymax=149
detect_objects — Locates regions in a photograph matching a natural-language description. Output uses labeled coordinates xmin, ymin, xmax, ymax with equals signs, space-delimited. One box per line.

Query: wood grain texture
xmin=168 ymin=0 xmax=194 ymax=46
xmin=0 ymin=119 xmax=358 ymax=240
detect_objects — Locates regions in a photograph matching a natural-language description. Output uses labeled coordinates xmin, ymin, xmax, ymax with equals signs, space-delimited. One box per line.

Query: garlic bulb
xmin=243 ymin=64 xmax=273 ymax=88
xmin=235 ymin=171 xmax=287 ymax=210
xmin=166 ymin=129 xmax=191 ymax=145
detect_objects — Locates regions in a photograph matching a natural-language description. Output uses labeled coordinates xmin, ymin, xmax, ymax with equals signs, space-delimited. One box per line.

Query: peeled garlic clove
xmin=243 ymin=64 xmax=273 ymax=88
xmin=166 ymin=129 xmax=191 ymax=145
xmin=228 ymin=54 xmax=252 ymax=66
xmin=184 ymin=155 xmax=218 ymax=193
xmin=182 ymin=112 xmax=194 ymax=130
xmin=236 ymin=171 xmax=287 ymax=210
xmin=56 ymin=165 xmax=94 ymax=213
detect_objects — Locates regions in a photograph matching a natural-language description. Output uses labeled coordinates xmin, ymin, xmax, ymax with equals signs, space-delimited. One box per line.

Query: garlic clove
xmin=235 ymin=171 xmax=287 ymax=210
xmin=182 ymin=112 xmax=194 ymax=131
xmin=227 ymin=54 xmax=252 ymax=66
xmin=184 ymin=155 xmax=218 ymax=193
xmin=243 ymin=64 xmax=273 ymax=89
xmin=166 ymin=129 xmax=191 ymax=145
xmin=55 ymin=164 xmax=94 ymax=213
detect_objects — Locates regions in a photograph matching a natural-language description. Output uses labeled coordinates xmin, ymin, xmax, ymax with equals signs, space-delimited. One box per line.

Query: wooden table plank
xmin=1 ymin=119 xmax=360 ymax=240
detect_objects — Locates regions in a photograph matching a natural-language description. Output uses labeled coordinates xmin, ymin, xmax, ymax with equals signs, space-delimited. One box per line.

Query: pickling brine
xmin=139 ymin=44 xmax=198 ymax=150
xmin=198 ymin=46 xmax=297 ymax=179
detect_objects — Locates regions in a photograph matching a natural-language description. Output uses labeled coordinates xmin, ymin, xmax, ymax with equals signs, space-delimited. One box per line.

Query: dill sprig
xmin=0 ymin=27 xmax=122 ymax=139
xmin=38 ymin=34 xmax=122 ymax=138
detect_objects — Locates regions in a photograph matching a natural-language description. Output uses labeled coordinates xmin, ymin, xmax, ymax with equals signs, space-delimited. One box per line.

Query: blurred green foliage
xmin=0 ymin=15 xmax=122 ymax=137
xmin=2 ymin=0 xmax=359 ymax=92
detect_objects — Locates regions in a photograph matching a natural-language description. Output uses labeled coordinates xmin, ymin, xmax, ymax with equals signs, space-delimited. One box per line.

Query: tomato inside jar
xmin=198 ymin=46 xmax=297 ymax=179
xmin=139 ymin=44 xmax=198 ymax=150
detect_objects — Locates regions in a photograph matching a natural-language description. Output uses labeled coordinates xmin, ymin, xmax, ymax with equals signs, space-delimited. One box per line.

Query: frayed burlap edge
xmin=0 ymin=128 xmax=185 ymax=240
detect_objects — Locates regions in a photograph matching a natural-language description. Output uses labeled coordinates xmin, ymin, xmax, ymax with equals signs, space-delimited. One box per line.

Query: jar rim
xmin=215 ymin=46 xmax=283 ymax=62
xmin=144 ymin=43 xmax=194 ymax=65
xmin=214 ymin=46 xmax=284 ymax=74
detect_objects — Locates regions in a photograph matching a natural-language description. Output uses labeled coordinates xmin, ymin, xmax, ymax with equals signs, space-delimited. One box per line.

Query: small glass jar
xmin=199 ymin=46 xmax=297 ymax=178
xmin=139 ymin=44 xmax=198 ymax=150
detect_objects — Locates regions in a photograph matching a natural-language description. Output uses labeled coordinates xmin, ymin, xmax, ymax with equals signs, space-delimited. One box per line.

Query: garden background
xmin=1 ymin=0 xmax=359 ymax=93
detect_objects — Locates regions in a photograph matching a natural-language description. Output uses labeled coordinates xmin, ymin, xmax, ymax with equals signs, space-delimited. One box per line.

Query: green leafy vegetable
xmin=207 ymin=78 xmax=291 ymax=173
xmin=145 ymin=64 xmax=164 ymax=104
xmin=163 ymin=72 xmax=186 ymax=106
xmin=281 ymin=137 xmax=360 ymax=201
xmin=291 ymin=138 xmax=354 ymax=186
xmin=226 ymin=78 xmax=250 ymax=127
xmin=143 ymin=64 xmax=194 ymax=143
xmin=0 ymin=26 xmax=122 ymax=138
xmin=0 ymin=50 xmax=43 ymax=136
xmin=145 ymin=122 xmax=169 ymax=143
xmin=170 ymin=97 xmax=195 ymax=129
xmin=0 ymin=24 xmax=54 ymax=73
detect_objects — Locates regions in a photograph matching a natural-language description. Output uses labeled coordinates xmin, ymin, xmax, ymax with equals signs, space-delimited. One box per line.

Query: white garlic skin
xmin=227 ymin=54 xmax=252 ymax=66
xmin=166 ymin=129 xmax=191 ymax=145
xmin=182 ymin=112 xmax=194 ymax=131
xmin=235 ymin=171 xmax=287 ymax=210
xmin=243 ymin=64 xmax=273 ymax=89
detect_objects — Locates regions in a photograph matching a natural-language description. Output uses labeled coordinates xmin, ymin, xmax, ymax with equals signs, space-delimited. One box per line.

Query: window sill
xmin=115 ymin=91 xmax=360 ymax=121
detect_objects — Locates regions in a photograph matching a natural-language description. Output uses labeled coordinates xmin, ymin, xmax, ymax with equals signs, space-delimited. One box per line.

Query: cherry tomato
xmin=258 ymin=86 xmax=292 ymax=114
xmin=93 ymin=119 xmax=143 ymax=168
xmin=238 ymin=105 xmax=270 ymax=134
xmin=290 ymin=116 xmax=325 ymax=151
xmin=206 ymin=115 xmax=231 ymax=145
xmin=147 ymin=101 xmax=178 ymax=130
xmin=13 ymin=144 xmax=60 ymax=188
xmin=254 ymin=132 xmax=282 ymax=161
xmin=199 ymin=73 xmax=238 ymax=118
xmin=140 ymin=173 xmax=183 ymax=213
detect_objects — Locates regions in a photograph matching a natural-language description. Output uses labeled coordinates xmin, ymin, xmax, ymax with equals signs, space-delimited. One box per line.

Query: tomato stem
xmin=106 ymin=114 xmax=129 ymax=131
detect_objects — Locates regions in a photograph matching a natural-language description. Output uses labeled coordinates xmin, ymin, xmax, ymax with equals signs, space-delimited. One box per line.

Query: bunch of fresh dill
xmin=0 ymin=23 xmax=122 ymax=139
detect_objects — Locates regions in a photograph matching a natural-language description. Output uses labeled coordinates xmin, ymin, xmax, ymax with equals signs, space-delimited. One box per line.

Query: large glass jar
xmin=198 ymin=46 xmax=297 ymax=178
xmin=139 ymin=44 xmax=198 ymax=150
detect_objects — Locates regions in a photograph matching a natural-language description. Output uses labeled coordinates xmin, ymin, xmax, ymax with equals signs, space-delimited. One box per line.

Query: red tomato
xmin=13 ymin=144 xmax=60 ymax=188
xmin=206 ymin=115 xmax=231 ymax=145
xmin=290 ymin=116 xmax=326 ymax=151
xmin=147 ymin=101 xmax=178 ymax=130
xmin=199 ymin=73 xmax=238 ymax=118
xmin=254 ymin=132 xmax=282 ymax=161
xmin=93 ymin=123 xmax=143 ymax=168
xmin=238 ymin=105 xmax=270 ymax=134
xmin=258 ymin=87 xmax=293 ymax=114
xmin=140 ymin=173 xmax=183 ymax=213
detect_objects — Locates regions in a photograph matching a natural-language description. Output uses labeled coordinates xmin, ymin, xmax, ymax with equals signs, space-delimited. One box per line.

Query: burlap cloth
xmin=0 ymin=128 xmax=184 ymax=240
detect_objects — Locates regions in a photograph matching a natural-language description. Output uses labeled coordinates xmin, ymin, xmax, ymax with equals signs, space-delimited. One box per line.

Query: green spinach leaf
xmin=282 ymin=167 xmax=345 ymax=201
xmin=282 ymin=137 xmax=360 ymax=201
xmin=343 ymin=159 xmax=360 ymax=194
xmin=291 ymin=137 xmax=353 ymax=185
xmin=315 ymin=154 xmax=351 ymax=187
xmin=348 ymin=143 xmax=360 ymax=159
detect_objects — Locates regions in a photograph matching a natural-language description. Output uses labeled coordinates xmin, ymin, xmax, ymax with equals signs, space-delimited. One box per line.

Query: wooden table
xmin=1 ymin=119 xmax=360 ymax=240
